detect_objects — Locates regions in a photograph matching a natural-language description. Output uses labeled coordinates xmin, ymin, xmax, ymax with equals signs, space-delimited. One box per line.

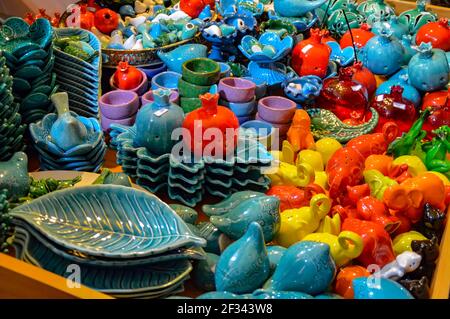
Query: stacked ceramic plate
xmin=0 ymin=57 xmax=26 ymax=161
xmin=29 ymin=112 xmax=107 ymax=172
xmin=10 ymin=185 xmax=206 ymax=298
xmin=0 ymin=17 xmax=57 ymax=124
xmin=54 ymin=28 xmax=101 ymax=118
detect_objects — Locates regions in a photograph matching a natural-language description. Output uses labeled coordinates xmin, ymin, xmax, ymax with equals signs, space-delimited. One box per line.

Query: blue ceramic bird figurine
xmin=215 ymin=222 xmax=271 ymax=294
xmin=119 ymin=5 xmax=136 ymax=17
xmin=274 ymin=0 xmax=327 ymax=17
xmin=202 ymin=191 xmax=266 ymax=216
xmin=157 ymin=44 xmax=208 ymax=73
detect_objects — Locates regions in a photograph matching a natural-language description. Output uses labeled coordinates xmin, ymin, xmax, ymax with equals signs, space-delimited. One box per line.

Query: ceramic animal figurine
xmin=399 ymin=276 xmax=430 ymax=299
xmin=49 ymin=93 xmax=88 ymax=152
xmin=352 ymin=277 xmax=414 ymax=299
xmin=215 ymin=222 xmax=271 ymax=294
xmin=273 ymin=0 xmax=327 ymax=17
xmin=169 ymin=204 xmax=198 ymax=224
xmin=134 ymin=89 xmax=184 ymax=155
xmin=202 ymin=191 xmax=265 ymax=216
xmin=192 ymin=252 xmax=219 ymax=291
xmin=393 ymin=231 xmax=428 ymax=255
xmin=302 ymin=231 xmax=363 ymax=267
xmin=373 ymin=251 xmax=422 ymax=281
xmin=210 ymin=195 xmax=281 ymax=242
xmin=406 ymin=237 xmax=439 ymax=280
xmin=334 ymin=265 xmax=371 ymax=299
xmin=157 ymin=44 xmax=208 ymax=73
xmin=0 ymin=152 xmax=29 ymax=201
xmin=286 ymin=110 xmax=315 ymax=153
xmin=108 ymin=30 xmax=125 ymax=49
xmin=415 ymin=203 xmax=446 ymax=240
xmin=266 ymin=157 xmax=315 ymax=188
xmin=363 ymin=169 xmax=398 ymax=200
xmin=317 ymin=213 xmax=341 ymax=236
xmin=269 ymin=241 xmax=336 ymax=295
xmin=120 ymin=5 xmax=136 ymax=17
xmin=93 ymin=169 xmax=132 ymax=187
xmin=275 ymin=194 xmax=331 ymax=247
xmin=267 ymin=246 xmax=286 ymax=272
xmin=195 ymin=222 xmax=223 ymax=254
xmin=356 ymin=196 xmax=401 ymax=234
xmin=266 ymin=184 xmax=325 ymax=212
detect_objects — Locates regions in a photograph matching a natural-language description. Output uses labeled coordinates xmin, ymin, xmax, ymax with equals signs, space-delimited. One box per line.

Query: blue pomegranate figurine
xmin=408 ymin=42 xmax=449 ymax=92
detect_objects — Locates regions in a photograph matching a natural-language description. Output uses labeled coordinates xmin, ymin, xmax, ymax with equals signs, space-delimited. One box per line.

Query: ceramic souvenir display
xmin=111 ymin=61 xmax=148 ymax=95
xmin=326 ymin=5 xmax=365 ymax=38
xmin=157 ymin=44 xmax=208 ymax=73
xmin=152 ymin=71 xmax=182 ymax=91
xmin=215 ymin=222 xmax=271 ymax=294
xmin=375 ymin=72 xmax=421 ymax=108
xmin=141 ymin=90 xmax=180 ymax=106
xmin=0 ymin=152 xmax=29 ymax=201
xmin=0 ymin=18 xmax=57 ymax=123
xmin=268 ymin=0 xmax=322 ymax=32
xmin=372 ymin=16 xmax=408 ymax=40
xmin=373 ymin=251 xmax=422 ymax=280
xmin=54 ymin=28 xmax=101 ymax=118
xmin=357 ymin=0 xmax=395 ymax=25
xmin=340 ymin=23 xmax=375 ymax=49
xmin=398 ymin=0 xmax=437 ymax=34
xmin=201 ymin=21 xmax=240 ymax=62
xmin=257 ymin=96 xmax=296 ymax=138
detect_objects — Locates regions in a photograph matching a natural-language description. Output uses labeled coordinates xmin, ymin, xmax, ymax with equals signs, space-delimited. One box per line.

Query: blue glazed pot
xmin=353 ymin=277 xmax=414 ymax=299
xmin=134 ymin=89 xmax=184 ymax=155
xmin=270 ymin=241 xmax=336 ymax=295
xmin=408 ymin=43 xmax=449 ymax=92
xmin=359 ymin=28 xmax=405 ymax=76
xmin=210 ymin=195 xmax=281 ymax=242
xmin=0 ymin=152 xmax=29 ymax=201
xmin=376 ymin=75 xmax=421 ymax=108
xmin=157 ymin=44 xmax=208 ymax=74
xmin=215 ymin=222 xmax=271 ymax=294
xmin=221 ymin=97 xmax=257 ymax=116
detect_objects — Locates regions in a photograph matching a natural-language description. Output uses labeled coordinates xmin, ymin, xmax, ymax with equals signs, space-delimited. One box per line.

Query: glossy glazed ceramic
xmin=182 ymin=58 xmax=221 ymax=86
xmin=352 ymin=277 xmax=414 ymax=299
xmin=0 ymin=152 xmax=29 ymax=201
xmin=99 ymin=90 xmax=140 ymax=120
xmin=218 ymin=77 xmax=256 ymax=103
xmin=141 ymin=89 xmax=180 ymax=106
xmin=151 ymin=71 xmax=182 ymax=91
xmin=258 ymin=96 xmax=296 ymax=124
xmin=157 ymin=44 xmax=208 ymax=73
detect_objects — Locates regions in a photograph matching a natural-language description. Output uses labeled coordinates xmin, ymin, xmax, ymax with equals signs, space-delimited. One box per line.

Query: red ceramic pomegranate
xmin=316 ymin=67 xmax=369 ymax=122
xmin=113 ymin=62 xmax=143 ymax=90
xmin=371 ymin=86 xmax=417 ymax=136
xmin=180 ymin=0 xmax=215 ymax=18
xmin=352 ymin=62 xmax=377 ymax=98
xmin=74 ymin=4 xmax=95 ymax=30
xmin=291 ymin=28 xmax=331 ymax=78
xmin=94 ymin=8 xmax=119 ymax=35
xmin=421 ymin=88 xmax=450 ymax=135
xmin=340 ymin=23 xmax=375 ymax=49
xmin=415 ymin=18 xmax=450 ymax=51
xmin=321 ymin=30 xmax=337 ymax=43
xmin=182 ymin=93 xmax=239 ymax=158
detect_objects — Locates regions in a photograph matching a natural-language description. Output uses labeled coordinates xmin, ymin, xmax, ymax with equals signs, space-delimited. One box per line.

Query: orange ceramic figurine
xmin=356 ymin=196 xmax=401 ymax=234
xmin=334 ymin=265 xmax=371 ymax=299
xmin=365 ymin=155 xmax=412 ymax=183
xmin=266 ymin=184 xmax=325 ymax=212
xmin=383 ymin=172 xmax=447 ymax=223
xmin=286 ymin=109 xmax=316 ymax=153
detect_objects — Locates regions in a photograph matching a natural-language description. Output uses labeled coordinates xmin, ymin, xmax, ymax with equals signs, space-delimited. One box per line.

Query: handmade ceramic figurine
xmin=398 ymin=0 xmax=437 ymax=34
xmin=266 ymin=160 xmax=315 ymax=191
xmin=302 ymin=231 xmax=363 ymax=267
xmin=267 ymin=246 xmax=286 ymax=272
xmin=93 ymin=169 xmax=132 ymax=187
xmin=352 ymin=277 xmax=414 ymax=299
xmin=376 ymin=72 xmax=421 ymax=108
xmin=363 ymin=169 xmax=398 ymax=200
xmin=282 ymin=76 xmax=323 ymax=105
xmin=399 ymin=276 xmax=429 ymax=299
xmin=357 ymin=0 xmax=395 ymax=25
xmin=275 ymin=194 xmax=331 ymax=247
xmin=286 ymin=110 xmax=315 ymax=153
xmin=0 ymin=152 xmax=29 ymax=201
xmin=356 ymin=196 xmax=401 ymax=233
xmin=317 ymin=213 xmax=341 ymax=236
xmin=373 ymin=251 xmax=422 ymax=280
xmin=415 ymin=18 xmax=450 ymax=51
xmin=134 ymin=89 xmax=184 ymax=155
xmin=182 ymin=93 xmax=239 ymax=158
xmin=49 ymin=93 xmax=88 ymax=152
xmin=408 ymin=42 xmax=449 ymax=92
xmin=334 ymin=265 xmax=370 ymax=299
xmin=157 ymin=44 xmax=208 ymax=73
xmin=416 ymin=203 xmax=446 ymax=240
xmin=273 ymin=0 xmax=326 ymax=17
xmin=340 ymin=23 xmax=375 ymax=49
xmin=372 ymin=16 xmax=408 ymax=40
xmin=113 ymin=61 xmax=143 ymax=90
xmin=180 ymin=0 xmax=215 ymax=18
xmin=266 ymin=184 xmax=325 ymax=212
xmin=202 ymin=191 xmax=265 ymax=216
xmin=359 ymin=27 xmax=405 ymax=76
xmin=393 ymin=231 xmax=428 ymax=255
xmin=192 ymin=252 xmax=219 ymax=291
xmin=195 ymin=222 xmax=223 ymax=254
xmin=326 ymin=5 xmax=365 ymax=37
xmin=342 ymin=218 xmax=395 ymax=267
xmin=269 ymin=241 xmax=336 ymax=295
xmin=215 ymin=222 xmax=271 ymax=294
xmin=210 ymin=195 xmax=281 ymax=242
xmin=291 ymin=29 xmax=331 ymax=78
xmin=315 ymin=137 xmax=342 ymax=166
xmin=169 ymin=204 xmax=199 ymax=224
xmin=406 ymin=238 xmax=439 ymax=280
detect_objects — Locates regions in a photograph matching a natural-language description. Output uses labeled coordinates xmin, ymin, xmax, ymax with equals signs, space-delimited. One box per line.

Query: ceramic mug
xmin=99 ymin=90 xmax=140 ymax=120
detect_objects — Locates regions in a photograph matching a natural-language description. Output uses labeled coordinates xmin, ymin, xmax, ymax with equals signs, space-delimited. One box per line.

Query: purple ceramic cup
xmin=257 ymin=96 xmax=297 ymax=124
xmin=256 ymin=112 xmax=291 ymax=136
xmin=218 ymin=77 xmax=256 ymax=103
xmin=141 ymin=90 xmax=180 ymax=106
xmin=109 ymin=68 xmax=149 ymax=96
xmin=101 ymin=113 xmax=137 ymax=133
xmin=99 ymin=90 xmax=140 ymax=120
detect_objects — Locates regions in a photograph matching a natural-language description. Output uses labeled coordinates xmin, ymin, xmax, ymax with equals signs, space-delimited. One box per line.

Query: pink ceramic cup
xmin=141 ymin=90 xmax=180 ymax=106
xmin=218 ymin=77 xmax=256 ymax=103
xmin=257 ymin=96 xmax=297 ymax=124
xmin=256 ymin=112 xmax=291 ymax=136
xmin=101 ymin=112 xmax=137 ymax=132
xmin=99 ymin=90 xmax=140 ymax=120
xmin=109 ymin=68 xmax=149 ymax=96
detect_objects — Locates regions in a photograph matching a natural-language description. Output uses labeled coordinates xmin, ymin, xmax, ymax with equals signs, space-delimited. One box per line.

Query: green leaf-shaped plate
xmin=11 ymin=185 xmax=206 ymax=258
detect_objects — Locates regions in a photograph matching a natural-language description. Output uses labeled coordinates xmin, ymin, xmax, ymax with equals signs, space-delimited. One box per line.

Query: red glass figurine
xmin=352 ymin=62 xmax=377 ymax=98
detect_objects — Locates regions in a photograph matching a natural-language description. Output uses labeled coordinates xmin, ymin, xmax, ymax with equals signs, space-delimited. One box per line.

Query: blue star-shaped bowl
xmin=326 ymin=41 xmax=356 ymax=67
xmin=239 ymin=32 xmax=294 ymax=63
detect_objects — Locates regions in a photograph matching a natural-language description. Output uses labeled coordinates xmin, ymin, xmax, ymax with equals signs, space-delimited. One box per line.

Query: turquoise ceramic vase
xmin=269 ymin=241 xmax=336 ymax=295
xmin=134 ymin=89 xmax=184 ymax=155
xmin=215 ymin=222 xmax=271 ymax=294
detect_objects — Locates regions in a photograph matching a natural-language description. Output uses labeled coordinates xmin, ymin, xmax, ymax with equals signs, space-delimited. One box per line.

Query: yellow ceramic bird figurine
xmin=275 ymin=193 xmax=331 ymax=247
xmin=302 ymin=231 xmax=364 ymax=267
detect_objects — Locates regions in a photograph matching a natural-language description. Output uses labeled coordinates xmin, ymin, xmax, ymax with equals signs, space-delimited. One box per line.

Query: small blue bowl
xmin=219 ymin=62 xmax=231 ymax=78
xmin=221 ymin=97 xmax=256 ymax=117
xmin=139 ymin=63 xmax=167 ymax=81
xmin=240 ymin=120 xmax=274 ymax=147
xmin=151 ymin=71 xmax=182 ymax=91
xmin=242 ymin=77 xmax=267 ymax=99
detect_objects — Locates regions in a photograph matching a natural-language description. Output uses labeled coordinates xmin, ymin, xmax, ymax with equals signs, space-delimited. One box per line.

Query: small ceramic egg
xmin=204 ymin=24 xmax=222 ymax=37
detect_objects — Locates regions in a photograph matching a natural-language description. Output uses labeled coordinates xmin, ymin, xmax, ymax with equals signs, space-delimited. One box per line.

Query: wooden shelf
xmin=387 ymin=0 xmax=450 ymax=17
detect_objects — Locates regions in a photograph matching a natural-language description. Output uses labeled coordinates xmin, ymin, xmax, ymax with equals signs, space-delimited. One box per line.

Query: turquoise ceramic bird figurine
xmin=49 ymin=93 xmax=88 ymax=152
xmin=107 ymin=30 xmax=125 ymax=49
xmin=0 ymin=152 xmax=30 ymax=201
xmin=273 ymin=0 xmax=327 ymax=17
xmin=210 ymin=195 xmax=281 ymax=242
xmin=169 ymin=204 xmax=198 ymax=224
xmin=202 ymin=191 xmax=266 ymax=216
xmin=215 ymin=222 xmax=271 ymax=294
xmin=180 ymin=22 xmax=198 ymax=40
xmin=157 ymin=44 xmax=208 ymax=73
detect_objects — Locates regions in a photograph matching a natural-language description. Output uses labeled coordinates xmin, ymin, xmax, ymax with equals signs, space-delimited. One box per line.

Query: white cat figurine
xmin=374 ymin=251 xmax=422 ymax=281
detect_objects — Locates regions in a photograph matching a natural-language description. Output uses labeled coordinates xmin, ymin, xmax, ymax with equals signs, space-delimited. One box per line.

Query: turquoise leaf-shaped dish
xmin=10 ymin=185 xmax=206 ymax=258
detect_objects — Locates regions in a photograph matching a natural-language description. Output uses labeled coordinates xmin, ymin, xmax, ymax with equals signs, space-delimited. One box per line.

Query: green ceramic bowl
xmin=180 ymin=97 xmax=202 ymax=113
xmin=182 ymin=58 xmax=220 ymax=86
xmin=178 ymin=78 xmax=211 ymax=98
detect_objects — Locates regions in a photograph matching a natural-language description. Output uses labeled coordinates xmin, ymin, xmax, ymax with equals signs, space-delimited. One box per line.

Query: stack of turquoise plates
xmin=10 ymin=185 xmax=206 ymax=298
xmin=136 ymin=149 xmax=170 ymax=193
xmin=54 ymin=28 xmax=101 ymax=118
xmin=0 ymin=57 xmax=26 ymax=161
xmin=0 ymin=17 xmax=57 ymax=124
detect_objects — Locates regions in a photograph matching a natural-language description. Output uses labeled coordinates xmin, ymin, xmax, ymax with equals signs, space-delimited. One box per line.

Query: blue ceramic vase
xmin=408 ymin=42 xmax=449 ymax=92
xmin=0 ymin=152 xmax=29 ymax=201
xmin=209 ymin=195 xmax=281 ymax=242
xmin=269 ymin=241 xmax=336 ymax=295
xmin=352 ymin=277 xmax=414 ymax=299
xmin=134 ymin=89 xmax=184 ymax=155
xmin=215 ymin=222 xmax=271 ymax=294
xmin=359 ymin=27 xmax=405 ymax=76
